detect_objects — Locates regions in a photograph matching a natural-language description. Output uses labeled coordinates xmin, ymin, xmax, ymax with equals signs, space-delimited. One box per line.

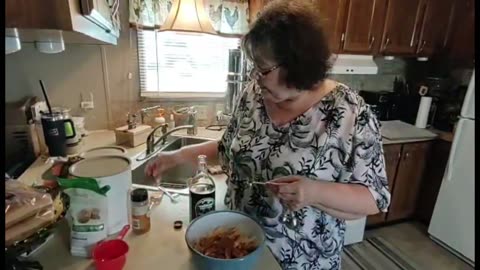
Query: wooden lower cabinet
xmin=367 ymin=144 xmax=402 ymax=226
xmin=415 ymin=140 xmax=451 ymax=226
xmin=367 ymin=141 xmax=432 ymax=227
xmin=387 ymin=142 xmax=431 ymax=221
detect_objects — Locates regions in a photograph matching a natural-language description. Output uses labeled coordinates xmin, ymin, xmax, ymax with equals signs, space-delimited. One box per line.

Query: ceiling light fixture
xmin=159 ymin=0 xmax=217 ymax=35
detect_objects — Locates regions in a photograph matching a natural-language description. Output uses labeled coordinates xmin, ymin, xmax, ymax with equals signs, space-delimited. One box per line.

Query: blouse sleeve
xmin=350 ymin=103 xmax=391 ymax=212
xmin=218 ymin=81 xmax=254 ymax=165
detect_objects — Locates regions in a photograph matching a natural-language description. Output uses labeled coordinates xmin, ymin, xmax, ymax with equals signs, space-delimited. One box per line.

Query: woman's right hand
xmin=144 ymin=150 xmax=183 ymax=180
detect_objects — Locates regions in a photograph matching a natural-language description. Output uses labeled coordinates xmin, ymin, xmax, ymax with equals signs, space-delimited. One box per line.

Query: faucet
xmin=186 ymin=106 xmax=198 ymax=135
xmin=136 ymin=106 xmax=198 ymax=161
xmin=140 ymin=105 xmax=163 ymax=124
xmin=144 ymin=125 xmax=196 ymax=157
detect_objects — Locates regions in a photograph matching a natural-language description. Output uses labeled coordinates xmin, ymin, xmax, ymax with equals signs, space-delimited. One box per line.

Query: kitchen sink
xmin=131 ymin=136 xmax=215 ymax=190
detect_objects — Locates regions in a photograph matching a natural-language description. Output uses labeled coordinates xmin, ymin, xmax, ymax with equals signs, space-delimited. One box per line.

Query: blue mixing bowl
xmin=185 ymin=210 xmax=266 ymax=270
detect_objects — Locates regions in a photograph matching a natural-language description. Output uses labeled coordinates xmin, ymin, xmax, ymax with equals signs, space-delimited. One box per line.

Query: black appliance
xmin=359 ymin=90 xmax=396 ymax=121
xmin=432 ymin=85 xmax=467 ymax=131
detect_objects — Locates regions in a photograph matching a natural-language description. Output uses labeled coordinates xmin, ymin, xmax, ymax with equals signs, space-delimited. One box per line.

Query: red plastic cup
xmin=92 ymin=225 xmax=130 ymax=270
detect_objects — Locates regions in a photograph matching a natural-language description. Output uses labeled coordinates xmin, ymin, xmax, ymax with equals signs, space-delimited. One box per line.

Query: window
xmin=137 ymin=30 xmax=240 ymax=97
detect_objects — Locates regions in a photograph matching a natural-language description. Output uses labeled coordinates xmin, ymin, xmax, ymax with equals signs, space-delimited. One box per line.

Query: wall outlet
xmin=215 ymin=103 xmax=224 ymax=114
xmin=81 ymin=92 xmax=94 ymax=110
xmin=81 ymin=101 xmax=94 ymax=110
xmin=196 ymin=105 xmax=208 ymax=120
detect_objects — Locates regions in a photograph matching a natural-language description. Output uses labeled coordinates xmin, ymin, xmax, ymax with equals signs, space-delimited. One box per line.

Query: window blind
xmin=137 ymin=30 xmax=240 ymax=95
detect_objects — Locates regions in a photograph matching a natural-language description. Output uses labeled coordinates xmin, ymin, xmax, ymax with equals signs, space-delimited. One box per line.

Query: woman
xmin=146 ymin=0 xmax=390 ymax=269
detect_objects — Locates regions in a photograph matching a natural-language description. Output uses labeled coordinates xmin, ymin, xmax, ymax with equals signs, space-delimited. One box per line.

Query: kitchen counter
xmin=17 ymin=127 xmax=225 ymax=186
xmin=26 ymin=174 xmax=281 ymax=270
xmin=18 ymin=122 xmax=443 ymax=186
xmin=15 ymin=122 xmax=443 ymax=269
xmin=17 ymin=127 xmax=280 ymax=270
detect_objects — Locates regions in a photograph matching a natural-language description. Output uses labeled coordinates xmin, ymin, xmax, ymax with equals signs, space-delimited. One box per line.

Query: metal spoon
xmin=158 ymin=185 xmax=179 ymax=203
xmin=153 ymin=177 xmax=179 ymax=204
xmin=281 ymin=207 xmax=299 ymax=230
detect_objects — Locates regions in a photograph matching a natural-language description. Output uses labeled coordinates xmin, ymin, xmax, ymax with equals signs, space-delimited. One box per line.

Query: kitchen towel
xmin=415 ymin=96 xmax=433 ymax=128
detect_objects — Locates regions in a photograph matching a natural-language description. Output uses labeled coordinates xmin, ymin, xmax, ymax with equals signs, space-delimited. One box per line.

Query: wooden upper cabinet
xmin=387 ymin=142 xmax=431 ymax=222
xmin=445 ymin=0 xmax=475 ymax=67
xmin=248 ymin=0 xmax=272 ymax=24
xmin=380 ymin=0 xmax=423 ymax=55
xmin=415 ymin=0 xmax=455 ymax=56
xmin=6 ymin=0 xmax=119 ymax=45
xmin=340 ymin=0 xmax=387 ymax=54
xmin=313 ymin=0 xmax=347 ymax=53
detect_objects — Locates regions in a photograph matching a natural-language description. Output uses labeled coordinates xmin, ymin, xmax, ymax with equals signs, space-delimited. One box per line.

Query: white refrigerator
xmin=428 ymin=70 xmax=475 ymax=266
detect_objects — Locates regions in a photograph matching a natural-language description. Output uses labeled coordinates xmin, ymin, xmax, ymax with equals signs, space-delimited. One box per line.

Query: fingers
xmin=281 ymin=199 xmax=302 ymax=211
xmin=268 ymin=176 xmax=300 ymax=184
xmin=144 ymin=160 xmax=157 ymax=177
xmin=277 ymin=192 xmax=297 ymax=201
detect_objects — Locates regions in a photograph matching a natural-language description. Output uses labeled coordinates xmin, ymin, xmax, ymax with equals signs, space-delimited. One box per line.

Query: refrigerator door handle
xmin=445 ymin=119 xmax=463 ymax=182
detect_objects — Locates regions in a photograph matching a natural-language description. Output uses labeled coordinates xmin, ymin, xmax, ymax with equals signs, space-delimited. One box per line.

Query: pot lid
xmin=79 ymin=146 xmax=127 ymax=159
xmin=69 ymin=155 xmax=131 ymax=178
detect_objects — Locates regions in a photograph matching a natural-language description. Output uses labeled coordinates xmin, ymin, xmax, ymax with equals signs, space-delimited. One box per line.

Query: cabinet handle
xmin=419 ymin=40 xmax=426 ymax=52
xmin=384 ymin=37 xmax=391 ymax=49
xmin=404 ymin=152 xmax=410 ymax=160
xmin=369 ymin=36 xmax=375 ymax=49
xmin=341 ymin=33 xmax=345 ymax=42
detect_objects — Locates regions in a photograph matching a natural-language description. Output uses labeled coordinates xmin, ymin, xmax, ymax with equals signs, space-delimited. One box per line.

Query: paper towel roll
xmin=415 ymin=96 xmax=432 ymax=128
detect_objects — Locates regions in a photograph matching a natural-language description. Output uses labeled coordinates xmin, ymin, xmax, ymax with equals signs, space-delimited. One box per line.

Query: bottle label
xmin=194 ymin=197 xmax=215 ymax=218
xmin=132 ymin=218 xmax=141 ymax=230
xmin=132 ymin=204 xmax=148 ymax=216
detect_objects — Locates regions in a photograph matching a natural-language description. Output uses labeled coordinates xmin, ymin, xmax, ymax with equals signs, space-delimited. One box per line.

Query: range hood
xmin=328 ymin=54 xmax=378 ymax=75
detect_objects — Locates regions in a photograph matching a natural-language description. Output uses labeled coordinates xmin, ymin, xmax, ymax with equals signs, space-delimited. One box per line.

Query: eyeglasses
xmin=248 ymin=64 xmax=281 ymax=80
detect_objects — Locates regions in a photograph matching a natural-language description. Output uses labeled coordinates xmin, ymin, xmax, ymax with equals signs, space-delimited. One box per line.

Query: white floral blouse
xmin=218 ymin=81 xmax=391 ymax=270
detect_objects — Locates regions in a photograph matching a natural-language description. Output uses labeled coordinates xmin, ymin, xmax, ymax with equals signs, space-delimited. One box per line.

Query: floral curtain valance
xmin=129 ymin=0 xmax=250 ymax=35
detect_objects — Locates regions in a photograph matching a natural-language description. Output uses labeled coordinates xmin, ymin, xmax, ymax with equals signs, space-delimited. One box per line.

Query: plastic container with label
xmin=130 ymin=188 xmax=151 ymax=234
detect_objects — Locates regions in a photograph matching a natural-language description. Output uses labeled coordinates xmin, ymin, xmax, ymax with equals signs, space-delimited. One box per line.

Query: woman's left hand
xmin=266 ymin=176 xmax=316 ymax=211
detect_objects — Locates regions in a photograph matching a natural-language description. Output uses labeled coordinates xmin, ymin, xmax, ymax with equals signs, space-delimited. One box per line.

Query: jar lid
xmin=131 ymin=188 xmax=148 ymax=202
xmin=69 ymin=155 xmax=130 ymax=178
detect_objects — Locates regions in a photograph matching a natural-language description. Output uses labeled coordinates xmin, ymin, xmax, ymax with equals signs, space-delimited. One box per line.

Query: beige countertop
xmin=18 ymin=127 xmax=280 ymax=270
xmin=17 ymin=127 xmax=225 ymax=186
xmin=18 ymin=122 xmax=441 ymax=186
xmin=16 ymin=122 xmax=442 ymax=269
xmin=26 ymin=174 xmax=280 ymax=270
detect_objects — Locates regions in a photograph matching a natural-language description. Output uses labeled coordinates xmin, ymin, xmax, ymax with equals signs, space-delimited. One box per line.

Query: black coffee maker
xmin=359 ymin=90 xmax=395 ymax=121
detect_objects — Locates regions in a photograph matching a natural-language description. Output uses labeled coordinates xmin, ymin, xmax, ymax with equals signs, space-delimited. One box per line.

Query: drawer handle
xmin=384 ymin=37 xmax=391 ymax=49
xmin=369 ymin=36 xmax=375 ymax=49
xmin=419 ymin=40 xmax=426 ymax=52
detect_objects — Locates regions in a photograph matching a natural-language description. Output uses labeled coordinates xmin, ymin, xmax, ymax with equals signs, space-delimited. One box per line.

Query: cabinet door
xmin=445 ymin=0 xmax=475 ymax=67
xmin=387 ymin=142 xmax=431 ymax=222
xmin=380 ymin=0 xmax=423 ymax=55
xmin=80 ymin=0 xmax=120 ymax=37
xmin=314 ymin=0 xmax=347 ymax=53
xmin=415 ymin=140 xmax=451 ymax=226
xmin=340 ymin=0 xmax=387 ymax=54
xmin=248 ymin=0 xmax=272 ymax=23
xmin=367 ymin=144 xmax=401 ymax=226
xmin=415 ymin=0 xmax=455 ymax=56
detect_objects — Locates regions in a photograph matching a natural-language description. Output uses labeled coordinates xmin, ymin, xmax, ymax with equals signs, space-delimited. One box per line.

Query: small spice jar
xmin=131 ymin=188 xmax=151 ymax=234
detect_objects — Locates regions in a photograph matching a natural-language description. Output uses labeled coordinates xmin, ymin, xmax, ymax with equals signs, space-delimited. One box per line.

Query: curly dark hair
xmin=242 ymin=0 xmax=332 ymax=90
